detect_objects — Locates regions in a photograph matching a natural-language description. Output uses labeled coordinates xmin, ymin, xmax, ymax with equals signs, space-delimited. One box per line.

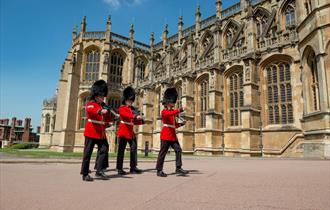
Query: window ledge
xmin=262 ymin=124 xmax=301 ymax=132
xmin=302 ymin=111 xmax=330 ymax=120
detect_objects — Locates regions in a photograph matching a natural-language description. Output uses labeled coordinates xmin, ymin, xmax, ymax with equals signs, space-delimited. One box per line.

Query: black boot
xmin=95 ymin=171 xmax=109 ymax=180
xmin=176 ymin=168 xmax=189 ymax=175
xmin=117 ymin=169 xmax=127 ymax=175
xmin=157 ymin=170 xmax=167 ymax=177
xmin=82 ymin=174 xmax=94 ymax=182
xmin=130 ymin=167 xmax=142 ymax=174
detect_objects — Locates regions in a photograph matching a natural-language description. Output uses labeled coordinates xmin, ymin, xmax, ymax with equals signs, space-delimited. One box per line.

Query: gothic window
xmin=158 ymin=91 xmax=161 ymax=117
xmin=308 ymin=52 xmax=320 ymax=111
xmin=254 ymin=10 xmax=269 ymax=37
xmin=181 ymin=45 xmax=188 ymax=68
xmin=200 ymin=80 xmax=208 ymax=128
xmin=84 ymin=49 xmax=100 ymax=82
xmin=202 ymin=33 xmax=213 ymax=50
xmin=173 ymin=50 xmax=180 ymax=66
xmin=108 ymin=98 xmax=120 ymax=112
xmin=224 ymin=21 xmax=240 ymax=49
xmin=45 ymin=114 xmax=50 ymax=132
xmin=153 ymin=89 xmax=161 ymax=121
xmin=109 ymin=52 xmax=124 ymax=88
xmin=200 ymin=33 xmax=214 ymax=59
xmin=52 ymin=115 xmax=56 ymax=131
xmin=226 ymin=30 xmax=233 ymax=48
xmin=284 ymin=1 xmax=296 ymax=28
xmin=229 ymin=73 xmax=244 ymax=126
xmin=175 ymin=84 xmax=182 ymax=109
xmin=79 ymin=97 xmax=88 ymax=129
xmin=135 ymin=58 xmax=146 ymax=80
xmin=305 ymin=0 xmax=313 ymax=14
xmin=266 ymin=62 xmax=293 ymax=124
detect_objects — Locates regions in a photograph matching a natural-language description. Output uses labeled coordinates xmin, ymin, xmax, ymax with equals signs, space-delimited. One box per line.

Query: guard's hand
xmin=101 ymin=109 xmax=108 ymax=114
xmin=136 ymin=115 xmax=143 ymax=121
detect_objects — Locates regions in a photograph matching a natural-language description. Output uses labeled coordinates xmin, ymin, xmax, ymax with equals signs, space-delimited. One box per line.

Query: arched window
xmin=307 ymin=52 xmax=320 ymax=111
xmin=229 ymin=73 xmax=244 ymax=126
xmin=284 ymin=2 xmax=295 ymax=29
xmin=45 ymin=114 xmax=50 ymax=133
xmin=135 ymin=58 xmax=146 ymax=80
xmin=109 ymin=52 xmax=124 ymax=88
xmin=52 ymin=115 xmax=56 ymax=131
xmin=266 ymin=62 xmax=293 ymax=124
xmin=223 ymin=21 xmax=239 ymax=48
xmin=305 ymin=0 xmax=312 ymax=15
xmin=108 ymin=98 xmax=120 ymax=112
xmin=202 ymin=33 xmax=213 ymax=51
xmin=84 ymin=49 xmax=100 ymax=82
xmin=181 ymin=44 xmax=188 ymax=68
xmin=254 ymin=9 xmax=269 ymax=36
xmin=157 ymin=90 xmax=161 ymax=117
xmin=226 ymin=30 xmax=233 ymax=48
xmin=79 ymin=97 xmax=88 ymax=129
xmin=200 ymin=80 xmax=208 ymax=128
xmin=175 ymin=83 xmax=182 ymax=109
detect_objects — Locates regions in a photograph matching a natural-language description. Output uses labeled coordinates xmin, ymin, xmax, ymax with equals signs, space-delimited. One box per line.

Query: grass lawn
xmin=0 ymin=148 xmax=158 ymax=159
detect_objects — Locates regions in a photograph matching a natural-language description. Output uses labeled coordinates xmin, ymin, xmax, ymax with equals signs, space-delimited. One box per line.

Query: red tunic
xmin=117 ymin=105 xmax=143 ymax=140
xmin=160 ymin=108 xmax=184 ymax=141
xmin=84 ymin=101 xmax=113 ymax=139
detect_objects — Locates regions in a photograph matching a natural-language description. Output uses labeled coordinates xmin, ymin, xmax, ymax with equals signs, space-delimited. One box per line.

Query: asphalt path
xmin=1 ymin=158 xmax=329 ymax=210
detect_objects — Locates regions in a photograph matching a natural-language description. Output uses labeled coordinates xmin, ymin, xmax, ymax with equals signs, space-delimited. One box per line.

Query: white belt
xmin=163 ymin=124 xmax=175 ymax=128
xmin=120 ymin=121 xmax=134 ymax=126
xmin=88 ymin=119 xmax=105 ymax=125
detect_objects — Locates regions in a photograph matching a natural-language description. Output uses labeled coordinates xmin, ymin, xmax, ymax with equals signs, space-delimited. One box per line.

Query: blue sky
xmin=0 ymin=0 xmax=239 ymax=131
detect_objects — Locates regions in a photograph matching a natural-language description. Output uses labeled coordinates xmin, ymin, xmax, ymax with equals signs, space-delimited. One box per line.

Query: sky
xmin=0 ymin=0 xmax=239 ymax=131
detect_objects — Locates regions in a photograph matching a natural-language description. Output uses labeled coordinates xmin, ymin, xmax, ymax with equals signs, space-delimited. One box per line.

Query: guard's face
xmin=96 ymin=96 xmax=105 ymax=103
xmin=167 ymin=102 xmax=174 ymax=108
xmin=125 ymin=99 xmax=133 ymax=106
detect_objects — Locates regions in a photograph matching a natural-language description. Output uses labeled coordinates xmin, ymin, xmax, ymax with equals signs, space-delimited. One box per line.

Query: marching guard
xmin=116 ymin=86 xmax=144 ymax=175
xmin=156 ymin=87 xmax=189 ymax=177
xmin=80 ymin=80 xmax=112 ymax=181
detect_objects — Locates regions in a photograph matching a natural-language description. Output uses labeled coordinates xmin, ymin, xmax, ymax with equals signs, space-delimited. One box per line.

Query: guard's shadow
xmin=166 ymin=169 xmax=203 ymax=177
xmin=93 ymin=174 xmax=134 ymax=180
xmin=90 ymin=167 xmax=202 ymax=178
xmin=91 ymin=168 xmax=133 ymax=180
xmin=141 ymin=168 xmax=157 ymax=173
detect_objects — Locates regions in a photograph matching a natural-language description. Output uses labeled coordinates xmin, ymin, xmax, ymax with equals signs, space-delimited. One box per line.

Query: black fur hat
xmin=162 ymin=87 xmax=178 ymax=105
xmin=121 ymin=86 xmax=136 ymax=104
xmin=90 ymin=80 xmax=108 ymax=100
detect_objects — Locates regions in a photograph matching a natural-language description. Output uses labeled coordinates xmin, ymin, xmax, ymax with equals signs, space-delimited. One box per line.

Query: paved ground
xmin=1 ymin=158 xmax=329 ymax=210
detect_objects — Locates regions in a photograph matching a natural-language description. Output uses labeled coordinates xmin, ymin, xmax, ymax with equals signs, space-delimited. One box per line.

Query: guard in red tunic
xmin=116 ymin=86 xmax=144 ymax=175
xmin=156 ymin=87 xmax=189 ymax=177
xmin=80 ymin=80 xmax=112 ymax=181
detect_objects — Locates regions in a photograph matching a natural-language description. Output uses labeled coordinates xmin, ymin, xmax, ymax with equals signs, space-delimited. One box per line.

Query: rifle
xmin=101 ymin=102 xmax=120 ymax=120
xmin=131 ymin=106 xmax=145 ymax=123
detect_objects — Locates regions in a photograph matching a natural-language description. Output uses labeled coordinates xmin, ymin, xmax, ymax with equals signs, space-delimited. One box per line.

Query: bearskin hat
xmin=162 ymin=87 xmax=178 ymax=105
xmin=121 ymin=86 xmax=136 ymax=104
xmin=90 ymin=80 xmax=108 ymax=99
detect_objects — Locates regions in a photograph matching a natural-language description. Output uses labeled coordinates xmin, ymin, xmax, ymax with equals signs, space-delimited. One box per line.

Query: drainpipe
xmin=259 ymin=121 xmax=264 ymax=157
xmin=221 ymin=118 xmax=225 ymax=155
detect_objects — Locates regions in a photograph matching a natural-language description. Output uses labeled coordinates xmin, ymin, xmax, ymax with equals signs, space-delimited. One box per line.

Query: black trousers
xmin=116 ymin=137 xmax=137 ymax=170
xmin=156 ymin=140 xmax=182 ymax=171
xmin=80 ymin=137 xmax=109 ymax=176
xmin=94 ymin=143 xmax=109 ymax=170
